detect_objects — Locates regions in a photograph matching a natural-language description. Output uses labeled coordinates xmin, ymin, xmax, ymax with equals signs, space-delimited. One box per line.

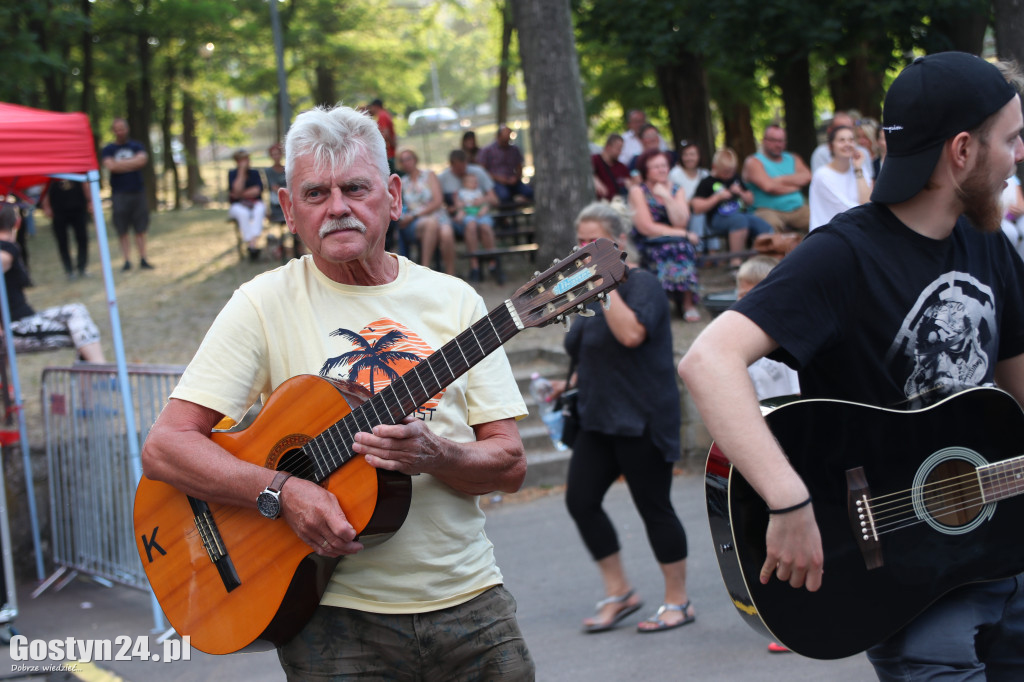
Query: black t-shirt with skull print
xmin=734 ymin=202 xmax=1024 ymax=409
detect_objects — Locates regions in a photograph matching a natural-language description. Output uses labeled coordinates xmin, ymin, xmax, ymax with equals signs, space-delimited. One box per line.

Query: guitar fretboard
xmin=300 ymin=304 xmax=521 ymax=482
xmin=979 ymin=455 xmax=1024 ymax=503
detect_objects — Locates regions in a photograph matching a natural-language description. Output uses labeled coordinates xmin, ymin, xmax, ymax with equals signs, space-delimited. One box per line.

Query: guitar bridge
xmin=188 ymin=496 xmax=242 ymax=592
xmin=846 ymin=467 xmax=883 ymax=570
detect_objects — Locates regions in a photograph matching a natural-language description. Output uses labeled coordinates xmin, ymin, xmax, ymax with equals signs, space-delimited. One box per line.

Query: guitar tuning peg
xmin=577 ymin=303 xmax=595 ymax=318
xmin=572 ymin=245 xmax=580 ymax=252
xmin=533 ymin=271 xmax=541 ymax=278
xmin=552 ymin=258 xmax=561 ymax=266
xmin=601 ymin=293 xmax=612 ymax=311
xmin=560 ymin=316 xmax=571 ymax=331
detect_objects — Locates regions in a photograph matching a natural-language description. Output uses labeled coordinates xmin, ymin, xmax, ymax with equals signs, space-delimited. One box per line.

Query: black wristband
xmin=766 ymin=496 xmax=812 ymax=515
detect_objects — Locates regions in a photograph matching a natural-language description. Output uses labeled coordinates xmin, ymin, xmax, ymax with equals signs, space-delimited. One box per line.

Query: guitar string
xmin=854 ymin=464 xmax=1024 ymax=536
xmin=861 ymin=458 xmax=1024 ymax=515
xmin=866 ymin=476 xmax=993 ymax=524
xmin=876 ymin=452 xmax=1024 ymax=500
xmin=873 ymin=495 xmax=993 ymax=536
xmin=178 ymin=266 xmax=603 ymax=539
xmin=269 ymin=311 xmax=521 ymax=485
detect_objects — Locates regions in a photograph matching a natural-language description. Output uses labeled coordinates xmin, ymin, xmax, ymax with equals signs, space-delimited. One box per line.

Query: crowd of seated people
xmin=577 ymin=108 xmax=878 ymax=317
xmin=438 ymin=149 xmax=501 ymax=282
xmin=396 ymin=148 xmax=457 ymax=276
xmin=382 ymin=108 xmax=874 ymax=310
xmin=477 ymin=126 xmax=534 ymax=205
xmin=627 ymin=148 xmax=702 ymax=322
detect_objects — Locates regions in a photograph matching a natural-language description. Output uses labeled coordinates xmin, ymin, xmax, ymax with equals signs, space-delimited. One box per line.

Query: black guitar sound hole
xmin=277 ymin=448 xmax=314 ymax=481
xmin=922 ymin=459 xmax=982 ymax=527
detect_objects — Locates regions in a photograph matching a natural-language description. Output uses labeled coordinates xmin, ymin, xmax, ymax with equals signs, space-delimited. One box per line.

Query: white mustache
xmin=319 ymin=217 xmax=367 ymax=239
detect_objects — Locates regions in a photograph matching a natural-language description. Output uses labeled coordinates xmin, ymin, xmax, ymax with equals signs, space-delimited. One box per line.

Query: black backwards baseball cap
xmin=871 ymin=52 xmax=1017 ymax=204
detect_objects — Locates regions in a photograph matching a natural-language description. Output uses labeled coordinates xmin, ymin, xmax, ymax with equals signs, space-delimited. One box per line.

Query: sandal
xmin=582 ymin=589 xmax=643 ymax=633
xmin=637 ymin=601 xmax=695 ymax=633
xmin=683 ymin=308 xmax=701 ymax=323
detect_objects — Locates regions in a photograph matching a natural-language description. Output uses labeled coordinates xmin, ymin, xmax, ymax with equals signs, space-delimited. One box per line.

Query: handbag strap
xmin=564 ymin=356 xmax=577 ymax=388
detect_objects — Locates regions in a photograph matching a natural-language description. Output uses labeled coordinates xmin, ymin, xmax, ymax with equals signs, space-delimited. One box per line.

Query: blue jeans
xmin=494 ymin=181 xmax=533 ymax=204
xmin=867 ymin=575 xmax=1024 ymax=681
xmin=709 ymin=211 xmax=772 ymax=238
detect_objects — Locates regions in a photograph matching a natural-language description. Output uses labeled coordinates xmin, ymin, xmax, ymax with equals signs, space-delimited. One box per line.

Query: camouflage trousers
xmin=277 ymin=585 xmax=535 ymax=681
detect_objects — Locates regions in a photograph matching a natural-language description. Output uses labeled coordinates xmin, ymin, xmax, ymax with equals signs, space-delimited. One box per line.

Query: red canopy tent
xmin=0 ymin=103 xmax=141 ymax=594
xmin=0 ymin=103 xmax=99 ymax=198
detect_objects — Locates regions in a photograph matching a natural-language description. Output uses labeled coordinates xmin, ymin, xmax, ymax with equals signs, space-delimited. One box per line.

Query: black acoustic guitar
xmin=705 ymin=386 xmax=1024 ymax=659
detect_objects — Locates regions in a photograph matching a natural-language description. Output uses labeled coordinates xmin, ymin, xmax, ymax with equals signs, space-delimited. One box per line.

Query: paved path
xmin=0 ymin=471 xmax=873 ymax=681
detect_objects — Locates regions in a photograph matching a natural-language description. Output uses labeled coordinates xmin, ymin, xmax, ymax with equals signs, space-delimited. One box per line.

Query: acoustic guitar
xmin=705 ymin=386 xmax=1024 ymax=659
xmin=134 ymin=239 xmax=628 ymax=655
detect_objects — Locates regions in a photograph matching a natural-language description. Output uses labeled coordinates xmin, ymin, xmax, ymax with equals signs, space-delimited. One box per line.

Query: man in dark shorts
xmin=102 ymin=118 xmax=153 ymax=271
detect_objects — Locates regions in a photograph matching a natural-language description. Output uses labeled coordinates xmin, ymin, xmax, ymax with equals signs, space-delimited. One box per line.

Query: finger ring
xmin=321 ymin=538 xmax=330 ymax=548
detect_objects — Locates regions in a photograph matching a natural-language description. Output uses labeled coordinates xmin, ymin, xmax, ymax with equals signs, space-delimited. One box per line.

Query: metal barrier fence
xmin=40 ymin=363 xmax=184 ymax=591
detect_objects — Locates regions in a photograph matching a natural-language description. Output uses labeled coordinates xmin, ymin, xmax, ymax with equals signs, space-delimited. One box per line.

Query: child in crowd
xmin=455 ymin=173 xmax=488 ymax=221
xmin=454 ymin=173 xmax=494 ymax=281
xmin=692 ymin=149 xmax=772 ymax=267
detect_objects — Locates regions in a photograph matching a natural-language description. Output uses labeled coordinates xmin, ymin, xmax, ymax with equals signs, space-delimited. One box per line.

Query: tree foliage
xmin=574 ymin=0 xmax=1000 ymax=163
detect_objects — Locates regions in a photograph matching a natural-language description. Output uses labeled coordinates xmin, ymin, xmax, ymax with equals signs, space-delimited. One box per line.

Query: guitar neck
xmin=979 ymin=455 xmax=1024 ymax=503
xmin=303 ymin=303 xmax=521 ymax=482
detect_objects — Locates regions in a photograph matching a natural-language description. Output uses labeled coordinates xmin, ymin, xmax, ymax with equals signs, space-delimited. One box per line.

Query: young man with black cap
xmin=680 ymin=52 xmax=1024 ymax=678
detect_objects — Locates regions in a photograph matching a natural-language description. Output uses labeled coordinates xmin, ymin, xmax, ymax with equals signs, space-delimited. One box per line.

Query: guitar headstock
xmin=507 ymin=238 xmax=629 ymax=330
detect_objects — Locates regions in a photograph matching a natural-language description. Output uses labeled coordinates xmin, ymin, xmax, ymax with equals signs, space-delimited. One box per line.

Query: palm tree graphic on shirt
xmin=319 ymin=327 xmax=421 ymax=395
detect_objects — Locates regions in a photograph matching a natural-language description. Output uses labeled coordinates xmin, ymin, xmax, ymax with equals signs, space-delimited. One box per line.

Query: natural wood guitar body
xmin=133 ymin=375 xmax=410 ymax=655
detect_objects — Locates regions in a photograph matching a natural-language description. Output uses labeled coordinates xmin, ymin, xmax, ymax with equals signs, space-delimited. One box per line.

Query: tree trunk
xmin=80 ymin=0 xmax=95 ymax=135
xmin=827 ymin=49 xmax=884 ymax=121
xmin=497 ymin=1 xmax=513 ymax=127
xmin=30 ymin=7 xmax=66 ymax=111
xmin=136 ymin=28 xmax=158 ymax=211
xmin=775 ymin=52 xmax=816 ymax=165
xmin=931 ymin=4 xmax=988 ymax=55
xmin=181 ymin=63 xmax=202 ymax=203
xmin=722 ymin=102 xmax=756 ymax=162
xmin=994 ymin=0 xmax=1024 ymax=184
xmin=510 ymin=0 xmax=592 ymax=263
xmin=161 ymin=60 xmax=181 ymax=211
xmin=654 ymin=48 xmax=713 ymax=169
xmin=313 ymin=63 xmax=336 ymax=108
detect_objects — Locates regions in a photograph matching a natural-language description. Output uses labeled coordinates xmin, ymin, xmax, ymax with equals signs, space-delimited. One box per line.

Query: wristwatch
xmin=256 ymin=471 xmax=292 ymax=520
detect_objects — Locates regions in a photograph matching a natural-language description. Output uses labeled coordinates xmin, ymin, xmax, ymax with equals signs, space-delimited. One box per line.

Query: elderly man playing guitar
xmin=140 ymin=104 xmax=536 ymax=679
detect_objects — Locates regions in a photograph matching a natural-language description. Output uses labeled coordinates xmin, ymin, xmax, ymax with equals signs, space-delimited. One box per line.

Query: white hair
xmin=575 ymin=199 xmax=632 ymax=240
xmin=284 ymin=104 xmax=390 ymax=192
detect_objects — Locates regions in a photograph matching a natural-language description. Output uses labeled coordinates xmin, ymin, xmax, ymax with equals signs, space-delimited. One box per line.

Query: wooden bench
xmin=458 ymin=243 xmax=540 ymax=284
xmin=696 ymin=249 xmax=759 ymax=268
xmin=491 ymin=206 xmax=536 ymax=245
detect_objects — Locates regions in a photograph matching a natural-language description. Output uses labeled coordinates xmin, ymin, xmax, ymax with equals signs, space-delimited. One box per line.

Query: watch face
xmin=257 ymin=491 xmax=281 ymax=519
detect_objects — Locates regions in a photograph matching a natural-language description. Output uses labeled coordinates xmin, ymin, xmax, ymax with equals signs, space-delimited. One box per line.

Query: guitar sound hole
xmin=277 ymin=448 xmax=315 ymax=481
xmin=923 ymin=459 xmax=982 ymax=527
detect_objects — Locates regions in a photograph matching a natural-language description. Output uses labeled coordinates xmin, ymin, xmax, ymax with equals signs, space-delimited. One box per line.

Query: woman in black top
xmin=556 ymin=201 xmax=694 ymax=634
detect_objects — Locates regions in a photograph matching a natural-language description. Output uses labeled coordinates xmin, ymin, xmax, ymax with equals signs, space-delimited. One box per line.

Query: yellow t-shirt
xmin=171 ymin=255 xmax=527 ymax=613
